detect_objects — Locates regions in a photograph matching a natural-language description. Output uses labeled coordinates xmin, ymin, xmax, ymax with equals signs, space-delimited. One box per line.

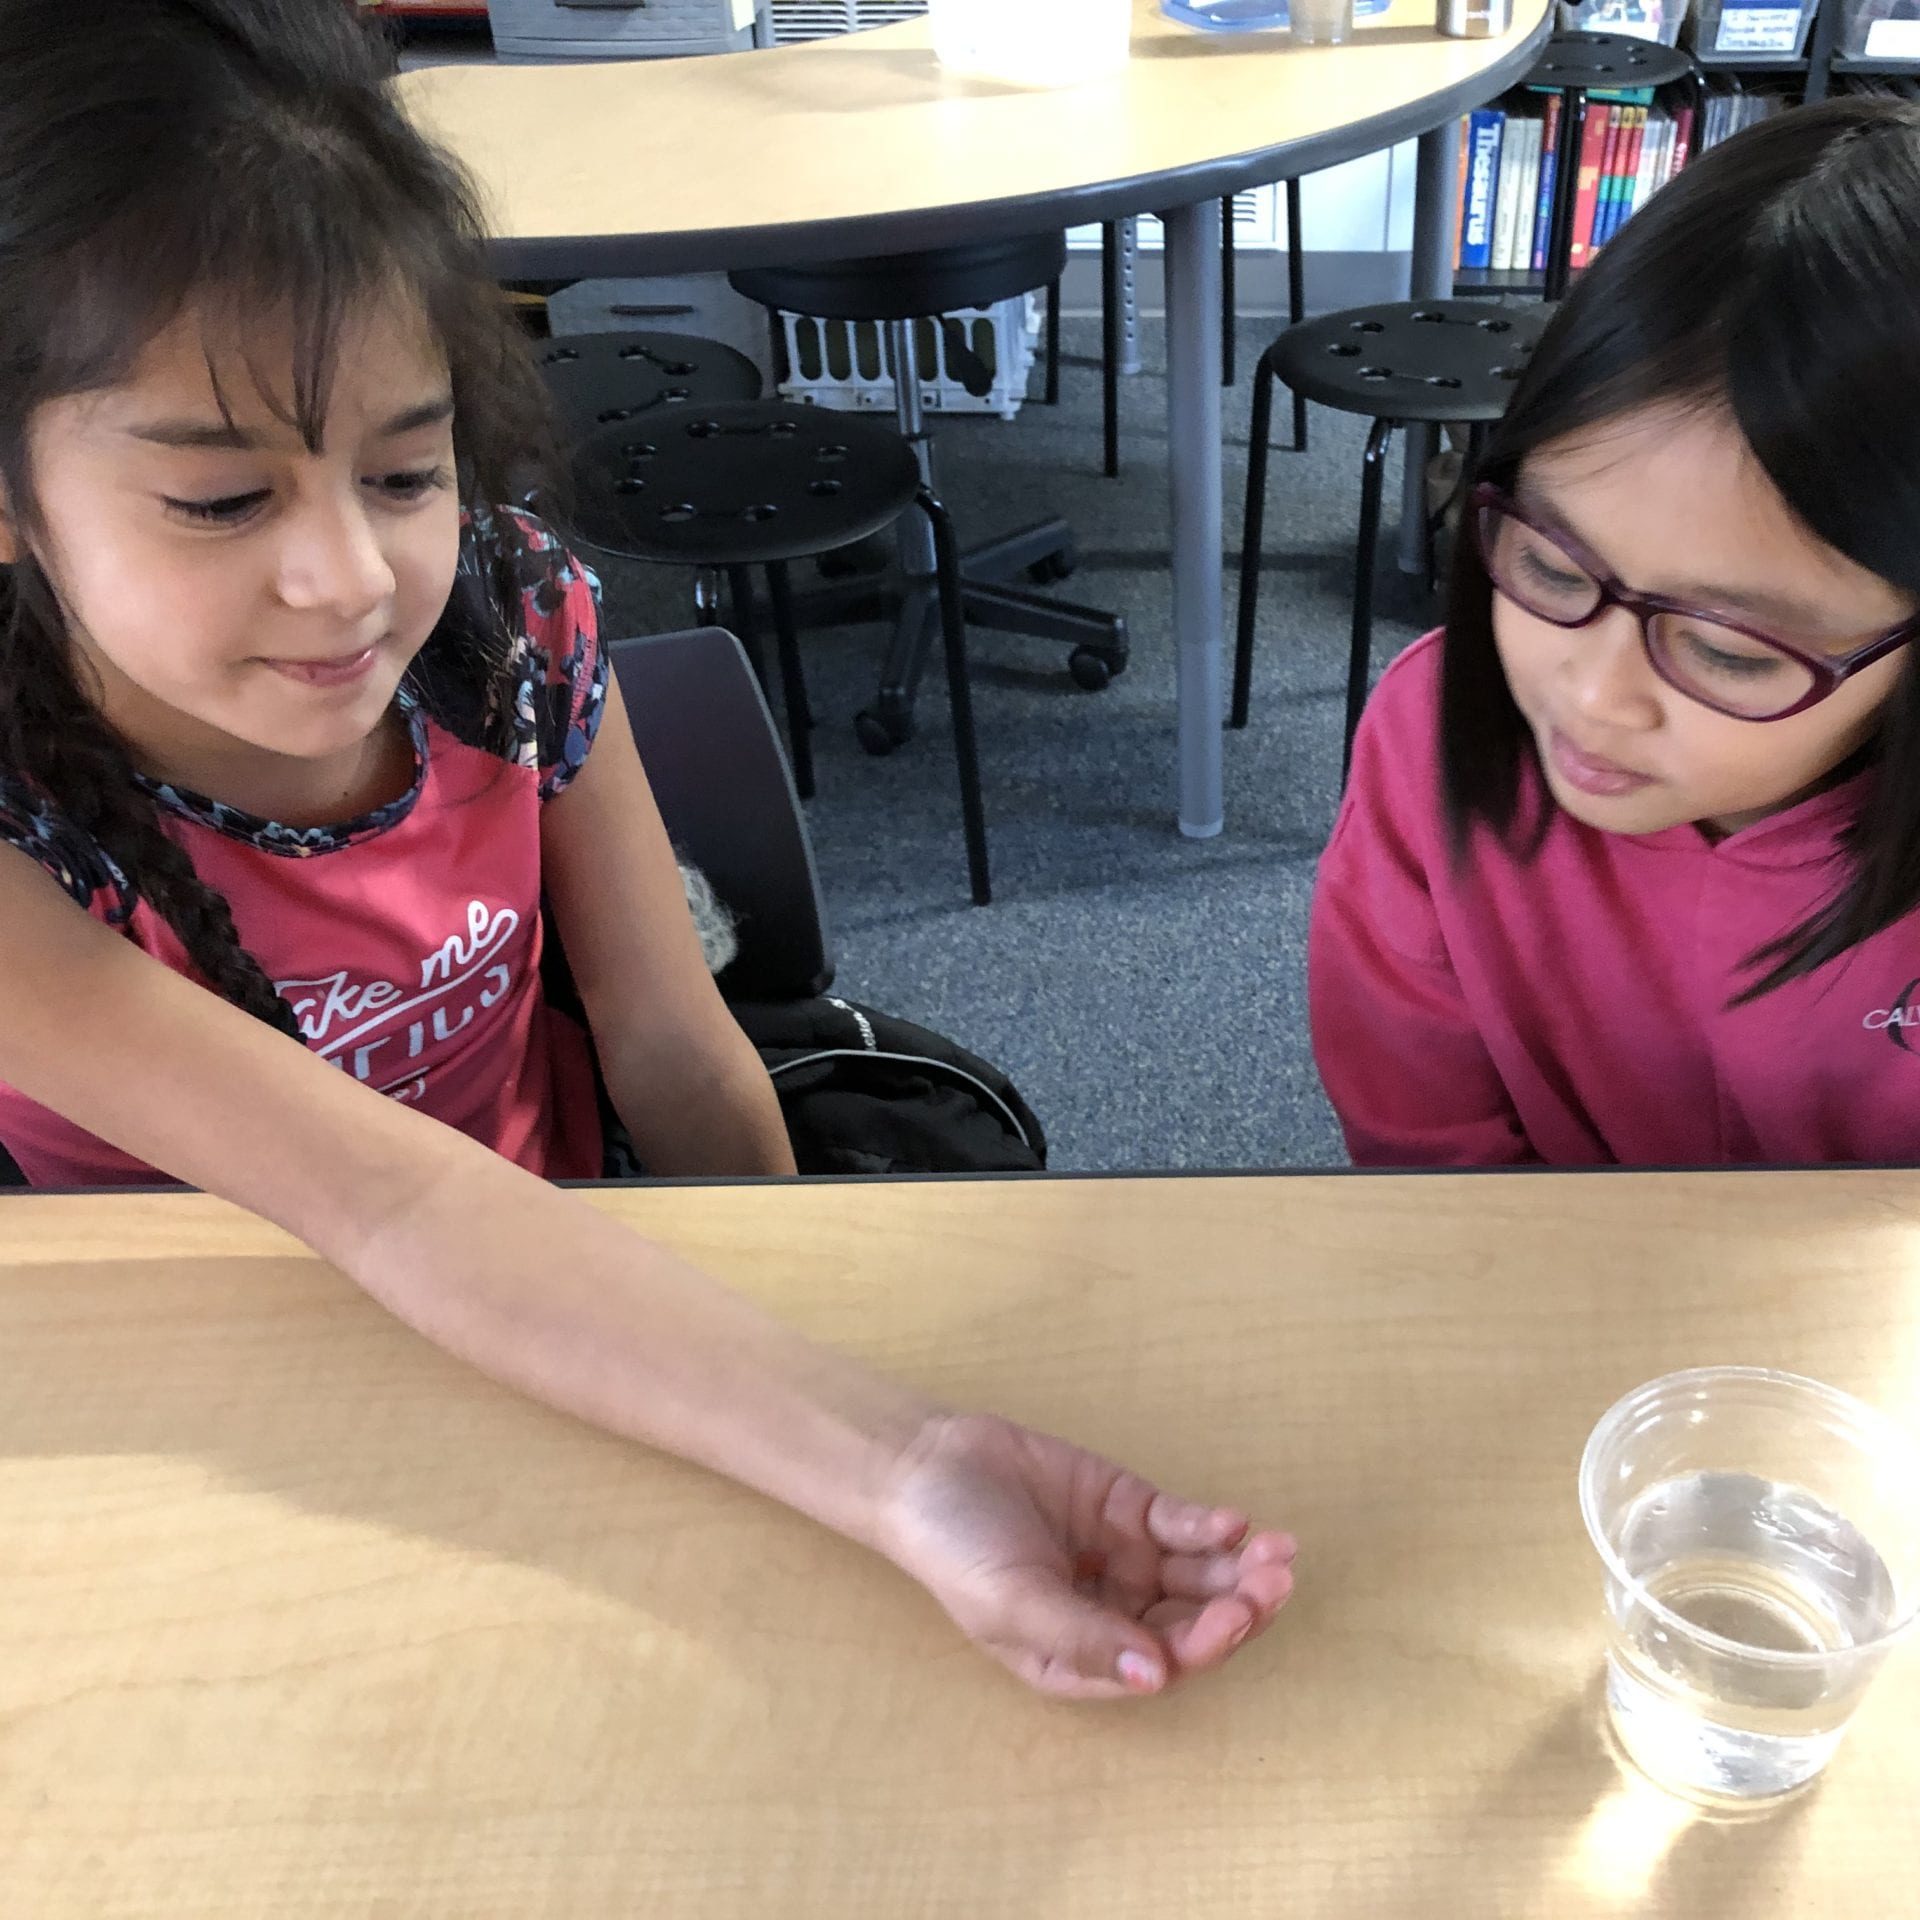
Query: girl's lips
xmin=1548 ymin=728 xmax=1654 ymax=798
xmin=262 ymin=644 xmax=379 ymax=689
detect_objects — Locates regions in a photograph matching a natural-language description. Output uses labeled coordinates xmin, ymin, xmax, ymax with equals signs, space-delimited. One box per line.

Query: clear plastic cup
xmin=1287 ymin=0 xmax=1355 ymax=43
xmin=1580 ymin=1367 xmax=1920 ymax=1808
xmin=929 ymin=0 xmax=1133 ymax=88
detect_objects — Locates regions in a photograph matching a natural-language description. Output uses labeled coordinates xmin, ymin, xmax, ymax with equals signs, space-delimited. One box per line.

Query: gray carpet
xmin=589 ymin=316 xmax=1441 ymax=1171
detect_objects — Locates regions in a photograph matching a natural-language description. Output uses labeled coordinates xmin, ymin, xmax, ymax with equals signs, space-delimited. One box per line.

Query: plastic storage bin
xmin=486 ymin=0 xmax=763 ymax=59
xmin=777 ymin=296 xmax=1043 ymax=420
xmin=1683 ymin=0 xmax=1817 ymax=60
xmin=767 ymin=0 xmax=924 ymax=37
xmin=1559 ymin=0 xmax=1690 ymax=44
xmin=1838 ymin=0 xmax=1920 ymax=59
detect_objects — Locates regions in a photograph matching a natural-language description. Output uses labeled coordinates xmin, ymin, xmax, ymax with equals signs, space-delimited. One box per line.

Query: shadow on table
xmin=0 ymin=1250 xmax=1133 ymax=1917
xmin=1351 ymin=1675 xmax=1816 ymax=1919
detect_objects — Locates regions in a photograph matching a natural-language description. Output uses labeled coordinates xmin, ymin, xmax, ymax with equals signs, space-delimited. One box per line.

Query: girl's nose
xmin=274 ymin=492 xmax=395 ymax=622
xmin=1561 ymin=605 xmax=1664 ymax=732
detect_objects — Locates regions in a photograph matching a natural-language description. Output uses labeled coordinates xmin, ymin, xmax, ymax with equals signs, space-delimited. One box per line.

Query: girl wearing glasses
xmin=1311 ymin=97 xmax=1920 ymax=1166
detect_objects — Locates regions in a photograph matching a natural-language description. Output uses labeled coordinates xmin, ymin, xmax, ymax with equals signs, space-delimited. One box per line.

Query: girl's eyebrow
xmin=1513 ymin=473 xmax=1835 ymax=633
xmin=122 ymin=393 xmax=455 ymax=451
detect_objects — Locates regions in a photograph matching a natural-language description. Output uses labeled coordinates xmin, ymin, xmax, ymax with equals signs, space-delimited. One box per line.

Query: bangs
xmin=42 ymin=136 xmax=462 ymax=455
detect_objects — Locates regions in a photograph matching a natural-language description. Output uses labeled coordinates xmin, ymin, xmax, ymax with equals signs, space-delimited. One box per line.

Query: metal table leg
xmin=1119 ymin=216 xmax=1143 ymax=378
xmin=1160 ymin=196 xmax=1224 ymax=840
xmin=1398 ymin=119 xmax=1464 ymax=576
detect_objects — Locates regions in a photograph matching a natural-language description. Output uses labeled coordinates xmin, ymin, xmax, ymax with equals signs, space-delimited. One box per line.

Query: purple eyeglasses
xmin=1471 ymin=483 xmax=1920 ymax=722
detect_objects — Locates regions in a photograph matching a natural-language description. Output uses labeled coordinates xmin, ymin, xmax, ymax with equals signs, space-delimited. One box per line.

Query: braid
xmin=0 ymin=568 xmax=302 ymax=1041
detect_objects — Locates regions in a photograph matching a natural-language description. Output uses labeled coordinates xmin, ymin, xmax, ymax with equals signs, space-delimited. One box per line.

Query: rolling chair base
xmin=785 ymin=516 xmax=1130 ymax=754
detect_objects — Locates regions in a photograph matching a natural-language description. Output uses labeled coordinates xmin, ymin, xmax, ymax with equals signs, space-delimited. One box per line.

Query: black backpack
xmin=731 ymin=996 xmax=1047 ymax=1176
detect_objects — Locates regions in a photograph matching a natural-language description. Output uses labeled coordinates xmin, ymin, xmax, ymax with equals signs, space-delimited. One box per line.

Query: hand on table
xmin=875 ymin=1411 xmax=1297 ymax=1701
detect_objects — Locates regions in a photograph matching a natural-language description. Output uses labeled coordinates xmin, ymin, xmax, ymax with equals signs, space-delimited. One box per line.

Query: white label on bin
xmin=732 ymin=0 xmax=755 ymax=25
xmin=1865 ymin=18 xmax=1920 ymax=55
xmin=1714 ymin=5 xmax=1804 ymax=50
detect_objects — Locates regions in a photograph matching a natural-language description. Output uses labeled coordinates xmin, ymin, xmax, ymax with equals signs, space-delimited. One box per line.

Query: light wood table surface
xmin=397 ymin=0 xmax=1550 ymax=275
xmin=8 ymin=1170 xmax=1916 ymax=1917
xmin=399 ymin=0 xmax=1549 ymax=841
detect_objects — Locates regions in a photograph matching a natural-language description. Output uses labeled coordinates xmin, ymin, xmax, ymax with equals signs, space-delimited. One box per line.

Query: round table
xmin=400 ymin=0 xmax=1551 ymax=836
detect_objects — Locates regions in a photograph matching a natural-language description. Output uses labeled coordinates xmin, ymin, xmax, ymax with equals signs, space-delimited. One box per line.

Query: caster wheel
xmin=1027 ymin=550 xmax=1076 ymax=585
xmin=1069 ymin=647 xmax=1119 ymax=691
xmin=855 ymin=707 xmax=912 ymax=756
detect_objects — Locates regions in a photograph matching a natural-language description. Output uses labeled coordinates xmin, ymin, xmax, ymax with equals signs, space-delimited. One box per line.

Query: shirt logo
xmin=277 ymin=899 xmax=522 ymax=1098
xmin=1863 ymin=976 xmax=1920 ymax=1050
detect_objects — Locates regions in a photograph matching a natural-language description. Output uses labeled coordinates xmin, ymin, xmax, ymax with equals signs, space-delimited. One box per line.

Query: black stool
xmin=1055 ymin=183 xmax=1308 ymax=477
xmin=731 ymin=235 xmax=1129 ymax=756
xmin=535 ymin=329 xmax=763 ymax=450
xmin=569 ymin=400 xmax=992 ymax=906
xmin=1523 ymin=34 xmax=1694 ymax=301
xmin=1235 ymin=300 xmax=1549 ymax=774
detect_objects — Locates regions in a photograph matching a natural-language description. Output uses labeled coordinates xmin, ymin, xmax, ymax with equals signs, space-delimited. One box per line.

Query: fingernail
xmin=1117 ymin=1651 xmax=1163 ymax=1692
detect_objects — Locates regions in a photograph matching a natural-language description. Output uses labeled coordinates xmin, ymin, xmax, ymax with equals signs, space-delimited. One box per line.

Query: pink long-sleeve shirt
xmin=1309 ymin=631 xmax=1920 ymax=1167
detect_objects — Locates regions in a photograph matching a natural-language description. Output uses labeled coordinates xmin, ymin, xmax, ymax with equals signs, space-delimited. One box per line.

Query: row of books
xmin=1697 ymin=88 xmax=1788 ymax=148
xmin=1453 ymin=82 xmax=1806 ymax=278
xmin=1454 ymin=98 xmax=1696 ymax=275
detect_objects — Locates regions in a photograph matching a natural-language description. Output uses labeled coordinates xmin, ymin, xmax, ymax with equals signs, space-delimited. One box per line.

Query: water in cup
xmin=1580 ymin=1367 xmax=1920 ymax=1810
xmin=1605 ymin=1469 xmax=1897 ymax=1802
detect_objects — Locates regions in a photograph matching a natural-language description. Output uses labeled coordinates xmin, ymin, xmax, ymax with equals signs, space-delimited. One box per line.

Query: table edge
xmin=8 ymin=1159 xmax=1920 ymax=1205
xmin=480 ymin=10 xmax=1553 ymax=279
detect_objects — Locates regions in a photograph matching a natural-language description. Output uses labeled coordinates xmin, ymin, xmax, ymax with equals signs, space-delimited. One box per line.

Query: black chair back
xmin=609 ymin=626 xmax=833 ymax=1003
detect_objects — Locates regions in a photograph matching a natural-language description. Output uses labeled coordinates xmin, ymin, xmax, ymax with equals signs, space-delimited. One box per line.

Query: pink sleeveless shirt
xmin=0 ymin=515 xmax=608 ymax=1187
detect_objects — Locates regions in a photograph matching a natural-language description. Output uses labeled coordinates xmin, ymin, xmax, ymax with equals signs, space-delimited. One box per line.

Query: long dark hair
xmin=1442 ymin=96 xmax=1920 ymax=1001
xmin=0 ymin=0 xmax=555 ymax=1035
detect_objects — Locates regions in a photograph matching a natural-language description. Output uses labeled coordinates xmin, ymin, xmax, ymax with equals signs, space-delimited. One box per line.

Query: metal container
xmin=1436 ymin=0 xmax=1511 ymax=35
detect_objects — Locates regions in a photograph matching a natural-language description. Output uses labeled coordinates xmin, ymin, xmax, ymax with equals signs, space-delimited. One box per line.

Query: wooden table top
xmin=4 ymin=1170 xmax=1918 ymax=1917
xmin=396 ymin=0 xmax=1552 ymax=274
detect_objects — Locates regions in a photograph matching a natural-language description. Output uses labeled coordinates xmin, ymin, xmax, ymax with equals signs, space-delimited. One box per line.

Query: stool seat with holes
xmin=535 ymin=330 xmax=763 ymax=452
xmin=1235 ymin=299 xmax=1550 ymax=776
xmin=569 ymin=400 xmax=993 ymax=905
xmin=570 ymin=402 xmax=919 ymax=568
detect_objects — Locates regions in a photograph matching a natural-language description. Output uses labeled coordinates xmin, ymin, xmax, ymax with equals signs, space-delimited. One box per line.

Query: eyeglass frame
xmin=1469 ymin=482 xmax=1920 ymax=723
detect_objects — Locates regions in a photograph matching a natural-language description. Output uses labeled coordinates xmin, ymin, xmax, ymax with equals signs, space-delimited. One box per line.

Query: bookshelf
xmin=1451 ymin=0 xmax=1912 ymax=297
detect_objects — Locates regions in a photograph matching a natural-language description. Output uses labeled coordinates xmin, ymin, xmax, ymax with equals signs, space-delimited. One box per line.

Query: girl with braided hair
xmin=0 ymin=0 xmax=1294 ymax=1700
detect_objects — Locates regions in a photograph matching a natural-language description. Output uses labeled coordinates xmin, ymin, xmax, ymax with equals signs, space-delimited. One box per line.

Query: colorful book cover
xmin=1530 ymin=92 xmax=1563 ymax=275
xmin=1600 ymin=107 xmax=1647 ymax=247
xmin=1460 ymin=108 xmax=1506 ymax=271
xmin=1591 ymin=116 xmax=1622 ymax=252
xmin=1592 ymin=105 xmax=1625 ymax=251
xmin=1668 ymin=100 xmax=1695 ymax=179
xmin=1567 ymin=104 xmax=1614 ymax=272
xmin=1627 ymin=106 xmax=1652 ymax=221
